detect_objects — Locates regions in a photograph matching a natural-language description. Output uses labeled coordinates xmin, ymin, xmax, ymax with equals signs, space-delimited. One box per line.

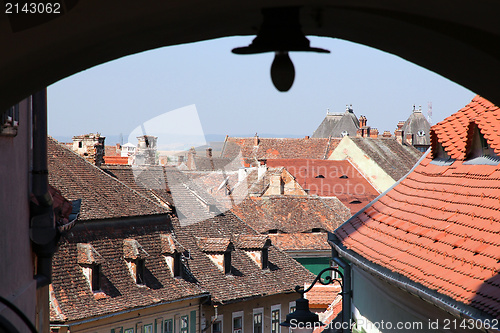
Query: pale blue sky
xmin=48 ymin=36 xmax=475 ymax=143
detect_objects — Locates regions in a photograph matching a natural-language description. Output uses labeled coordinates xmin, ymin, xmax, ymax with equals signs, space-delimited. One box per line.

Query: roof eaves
xmin=329 ymin=235 xmax=498 ymax=324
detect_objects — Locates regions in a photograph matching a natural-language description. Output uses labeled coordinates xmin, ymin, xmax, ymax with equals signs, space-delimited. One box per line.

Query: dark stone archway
xmin=1 ymin=1 xmax=499 ymax=110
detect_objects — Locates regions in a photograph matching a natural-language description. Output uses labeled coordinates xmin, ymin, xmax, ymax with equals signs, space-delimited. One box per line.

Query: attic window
xmin=123 ymin=239 xmax=149 ymax=285
xmin=77 ymin=243 xmax=104 ymax=293
xmin=196 ymin=237 xmax=234 ymax=275
xmin=224 ymin=252 xmax=232 ymax=274
xmin=315 ymin=175 xmax=325 ymax=178
xmin=464 ymin=125 xmax=500 ymax=165
xmin=262 ymin=247 xmax=269 ymax=270
xmin=136 ymin=259 xmax=146 ymax=285
xmin=431 ymin=142 xmax=454 ymax=166
xmin=233 ymin=235 xmax=271 ymax=270
xmin=339 ymin=175 xmax=348 ymax=179
xmin=81 ymin=264 xmax=101 ymax=292
xmin=341 ymin=131 xmax=349 ymax=137
xmin=349 ymin=199 xmax=362 ymax=204
xmin=311 ymin=228 xmax=322 ymax=233
xmin=417 ymin=130 xmax=425 ymax=137
xmin=160 ymin=234 xmax=184 ymax=278
xmin=268 ymin=229 xmax=279 ymax=234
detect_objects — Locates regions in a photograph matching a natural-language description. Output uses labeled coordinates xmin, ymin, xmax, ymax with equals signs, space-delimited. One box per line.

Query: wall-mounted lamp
xmin=280 ymin=267 xmax=344 ymax=333
xmin=232 ymin=7 xmax=329 ymax=92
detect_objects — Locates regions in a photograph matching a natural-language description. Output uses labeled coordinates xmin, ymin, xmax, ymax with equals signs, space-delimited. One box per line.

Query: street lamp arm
xmin=295 ymin=266 xmax=344 ymax=296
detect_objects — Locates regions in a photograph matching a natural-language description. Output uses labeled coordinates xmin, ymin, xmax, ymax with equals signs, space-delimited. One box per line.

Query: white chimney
xmin=258 ymin=165 xmax=267 ymax=179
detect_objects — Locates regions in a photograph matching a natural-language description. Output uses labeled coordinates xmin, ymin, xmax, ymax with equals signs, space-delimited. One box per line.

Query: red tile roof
xmin=231 ymin=196 xmax=350 ymax=234
xmin=265 ymin=159 xmax=380 ymax=213
xmin=433 ymin=95 xmax=500 ymax=159
xmin=306 ymin=284 xmax=342 ymax=308
xmin=103 ymin=156 xmax=128 ymax=165
xmin=335 ymin=96 xmax=500 ymax=318
xmin=269 ymin=233 xmax=331 ymax=251
xmin=221 ymin=136 xmax=341 ymax=163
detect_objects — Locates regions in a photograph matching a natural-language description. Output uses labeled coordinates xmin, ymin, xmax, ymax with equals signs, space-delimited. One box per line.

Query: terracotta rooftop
xmin=48 ymin=138 xmax=169 ymax=220
xmin=266 ymin=159 xmax=380 ymax=214
xmin=306 ymin=284 xmax=342 ymax=308
xmin=195 ymin=237 xmax=233 ymax=252
xmin=178 ymin=213 xmax=314 ymax=304
xmin=100 ymin=164 xmax=173 ymax=208
xmin=221 ymin=136 xmax=341 ymax=163
xmin=269 ymin=233 xmax=330 ymax=252
xmin=334 ymin=96 xmax=500 ymax=319
xmin=231 ymin=196 xmax=350 ymax=235
xmin=51 ymin=220 xmax=207 ymax=322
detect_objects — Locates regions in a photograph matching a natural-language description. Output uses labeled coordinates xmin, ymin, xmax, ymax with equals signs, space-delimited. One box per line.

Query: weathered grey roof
xmin=350 ymin=137 xmax=422 ymax=181
xmin=402 ymin=109 xmax=431 ymax=146
xmin=48 ymin=138 xmax=169 ymax=220
xmin=312 ymin=108 xmax=360 ymax=138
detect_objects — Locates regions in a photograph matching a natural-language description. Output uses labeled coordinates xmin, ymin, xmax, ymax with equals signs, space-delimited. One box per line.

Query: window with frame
xmin=124 ymin=329 xmax=134 ymax=333
xmin=288 ymin=302 xmax=296 ymax=333
xmin=212 ymin=314 xmax=223 ymax=333
xmin=1 ymin=104 xmax=19 ymax=136
xmin=144 ymin=324 xmax=153 ymax=333
xmin=213 ymin=320 xmax=222 ymax=333
xmin=164 ymin=319 xmax=173 ymax=333
xmin=232 ymin=312 xmax=243 ymax=333
xmin=253 ymin=309 xmax=263 ymax=333
xmin=180 ymin=315 xmax=189 ymax=333
xmin=271 ymin=305 xmax=281 ymax=333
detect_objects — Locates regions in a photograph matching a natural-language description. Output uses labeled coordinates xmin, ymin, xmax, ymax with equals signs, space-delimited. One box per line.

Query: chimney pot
xmin=254 ymin=134 xmax=259 ymax=146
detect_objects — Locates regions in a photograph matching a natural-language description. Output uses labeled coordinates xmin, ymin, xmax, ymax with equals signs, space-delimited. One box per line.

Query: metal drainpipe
xmin=332 ymin=246 xmax=352 ymax=333
xmin=30 ymin=89 xmax=57 ymax=288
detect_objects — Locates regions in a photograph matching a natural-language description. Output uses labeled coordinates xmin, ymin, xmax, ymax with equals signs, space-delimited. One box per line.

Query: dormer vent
xmin=77 ymin=243 xmax=104 ymax=292
xmin=123 ymin=239 xmax=149 ymax=285
xmin=464 ymin=124 xmax=500 ymax=165
xmin=160 ymin=234 xmax=185 ymax=278
xmin=233 ymin=235 xmax=271 ymax=270
xmin=196 ymin=237 xmax=234 ymax=275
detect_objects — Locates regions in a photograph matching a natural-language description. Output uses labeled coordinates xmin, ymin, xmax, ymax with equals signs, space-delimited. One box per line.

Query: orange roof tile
xmin=265 ymin=159 xmax=380 ymax=214
xmin=335 ymin=96 xmax=500 ymax=318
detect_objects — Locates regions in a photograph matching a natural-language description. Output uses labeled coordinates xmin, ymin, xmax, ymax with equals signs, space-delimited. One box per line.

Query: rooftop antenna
xmin=427 ymin=102 xmax=433 ymax=124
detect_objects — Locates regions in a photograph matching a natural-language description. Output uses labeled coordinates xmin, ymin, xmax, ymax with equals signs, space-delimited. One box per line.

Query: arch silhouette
xmin=1 ymin=1 xmax=499 ymax=110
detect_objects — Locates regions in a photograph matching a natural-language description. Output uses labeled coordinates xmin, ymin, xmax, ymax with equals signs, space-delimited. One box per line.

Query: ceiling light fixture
xmin=232 ymin=7 xmax=330 ymax=92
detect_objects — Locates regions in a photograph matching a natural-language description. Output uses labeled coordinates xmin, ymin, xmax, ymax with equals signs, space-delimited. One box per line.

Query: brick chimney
xmin=304 ymin=135 xmax=310 ymax=140
xmin=187 ymin=147 xmax=196 ymax=170
xmin=382 ymin=131 xmax=392 ymax=138
xmin=394 ymin=121 xmax=405 ymax=144
xmin=359 ymin=116 xmax=367 ymax=128
xmin=370 ymin=128 xmax=379 ymax=138
xmin=72 ymin=133 xmax=105 ymax=166
xmin=405 ymin=133 xmax=414 ymax=146
xmin=254 ymin=133 xmax=259 ymax=146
